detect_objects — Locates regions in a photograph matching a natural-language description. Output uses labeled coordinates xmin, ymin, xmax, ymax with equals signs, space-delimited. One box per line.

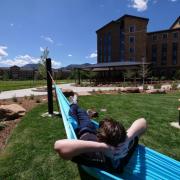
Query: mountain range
xmin=22 ymin=63 xmax=92 ymax=71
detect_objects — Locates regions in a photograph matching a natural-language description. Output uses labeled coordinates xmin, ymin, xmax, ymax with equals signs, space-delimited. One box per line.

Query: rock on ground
xmin=0 ymin=104 xmax=26 ymax=121
xmin=145 ymin=89 xmax=166 ymax=94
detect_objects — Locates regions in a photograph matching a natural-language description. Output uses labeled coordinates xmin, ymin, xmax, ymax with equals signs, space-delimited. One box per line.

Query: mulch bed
xmin=0 ymin=96 xmax=47 ymax=150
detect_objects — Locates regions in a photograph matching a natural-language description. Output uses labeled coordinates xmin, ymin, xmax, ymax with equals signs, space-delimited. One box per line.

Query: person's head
xmin=97 ymin=118 xmax=126 ymax=147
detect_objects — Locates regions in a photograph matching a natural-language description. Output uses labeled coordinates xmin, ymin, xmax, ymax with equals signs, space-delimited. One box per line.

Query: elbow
xmin=54 ymin=140 xmax=72 ymax=160
xmin=139 ymin=118 xmax=147 ymax=131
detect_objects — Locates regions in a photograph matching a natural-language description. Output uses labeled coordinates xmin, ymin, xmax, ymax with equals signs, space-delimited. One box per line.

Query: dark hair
xmin=97 ymin=118 xmax=126 ymax=147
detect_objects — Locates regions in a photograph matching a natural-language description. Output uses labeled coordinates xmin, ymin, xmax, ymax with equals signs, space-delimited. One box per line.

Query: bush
xmin=30 ymin=94 xmax=34 ymax=100
xmin=36 ymin=98 xmax=41 ymax=103
xmin=98 ymin=89 xmax=102 ymax=93
xmin=174 ymin=70 xmax=180 ymax=80
xmin=24 ymin=95 xmax=28 ymax=100
xmin=172 ymin=82 xmax=178 ymax=90
xmin=92 ymin=89 xmax=96 ymax=93
xmin=12 ymin=96 xmax=18 ymax=102
xmin=154 ymin=84 xmax=161 ymax=89
xmin=0 ymin=123 xmax=7 ymax=131
xmin=143 ymin=84 xmax=148 ymax=90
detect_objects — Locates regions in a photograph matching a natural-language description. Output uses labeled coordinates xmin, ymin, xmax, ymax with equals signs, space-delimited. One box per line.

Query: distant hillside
xmin=21 ymin=63 xmax=92 ymax=71
xmin=60 ymin=63 xmax=91 ymax=70
xmin=22 ymin=64 xmax=39 ymax=70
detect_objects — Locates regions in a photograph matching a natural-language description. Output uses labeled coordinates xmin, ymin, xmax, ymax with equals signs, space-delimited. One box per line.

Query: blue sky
xmin=0 ymin=0 xmax=179 ymax=68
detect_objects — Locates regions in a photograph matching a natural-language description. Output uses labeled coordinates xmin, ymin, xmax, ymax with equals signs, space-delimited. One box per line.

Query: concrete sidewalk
xmin=0 ymin=83 xmax=119 ymax=100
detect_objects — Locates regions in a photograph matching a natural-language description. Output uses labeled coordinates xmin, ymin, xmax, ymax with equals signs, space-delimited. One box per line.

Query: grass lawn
xmin=0 ymin=79 xmax=74 ymax=91
xmin=0 ymin=93 xmax=180 ymax=179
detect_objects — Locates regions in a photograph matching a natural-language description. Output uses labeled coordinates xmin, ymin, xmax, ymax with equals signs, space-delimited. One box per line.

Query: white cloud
xmin=0 ymin=54 xmax=40 ymax=67
xmin=0 ymin=46 xmax=8 ymax=57
xmin=86 ymin=51 xmax=97 ymax=59
xmin=41 ymin=35 xmax=54 ymax=44
xmin=51 ymin=60 xmax=61 ymax=68
xmin=0 ymin=53 xmax=61 ymax=68
xmin=129 ymin=0 xmax=149 ymax=12
xmin=40 ymin=47 xmax=44 ymax=52
xmin=68 ymin=54 xmax=72 ymax=57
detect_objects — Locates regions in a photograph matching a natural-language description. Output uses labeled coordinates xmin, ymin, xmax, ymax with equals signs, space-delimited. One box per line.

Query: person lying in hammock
xmin=54 ymin=95 xmax=147 ymax=173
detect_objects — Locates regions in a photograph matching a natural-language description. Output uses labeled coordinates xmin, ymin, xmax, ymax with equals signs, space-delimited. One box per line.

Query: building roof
xmin=96 ymin=21 xmax=116 ymax=33
xmin=79 ymin=61 xmax=150 ymax=70
xmin=170 ymin=16 xmax=180 ymax=29
xmin=96 ymin=14 xmax=149 ymax=33
xmin=147 ymin=27 xmax=180 ymax=35
xmin=116 ymin=14 xmax=149 ymax=22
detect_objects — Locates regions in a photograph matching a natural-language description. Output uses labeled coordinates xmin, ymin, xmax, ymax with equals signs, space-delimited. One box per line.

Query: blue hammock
xmin=55 ymin=85 xmax=180 ymax=180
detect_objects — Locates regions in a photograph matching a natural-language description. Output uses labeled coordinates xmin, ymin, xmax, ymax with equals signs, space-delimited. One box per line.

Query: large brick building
xmin=95 ymin=14 xmax=180 ymax=79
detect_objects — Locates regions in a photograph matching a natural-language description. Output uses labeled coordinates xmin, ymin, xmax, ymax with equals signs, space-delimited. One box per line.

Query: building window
xmin=172 ymin=42 xmax=178 ymax=65
xmin=107 ymin=32 xmax=111 ymax=62
xmin=162 ymin=33 xmax=168 ymax=40
xmin=152 ymin=44 xmax=157 ymax=64
xmin=104 ymin=34 xmax=107 ymax=62
xmin=129 ymin=25 xmax=135 ymax=32
xmin=173 ymin=32 xmax=178 ymax=39
xmin=161 ymin=43 xmax=167 ymax=65
xmin=152 ymin=35 xmax=157 ymax=41
xmin=129 ymin=47 xmax=135 ymax=53
xmin=120 ymin=30 xmax=125 ymax=61
xmin=98 ymin=37 xmax=102 ymax=63
xmin=129 ymin=57 xmax=135 ymax=61
xmin=129 ymin=36 xmax=135 ymax=43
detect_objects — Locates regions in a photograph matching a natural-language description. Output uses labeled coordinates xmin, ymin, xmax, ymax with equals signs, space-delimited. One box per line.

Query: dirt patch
xmin=0 ymin=95 xmax=47 ymax=150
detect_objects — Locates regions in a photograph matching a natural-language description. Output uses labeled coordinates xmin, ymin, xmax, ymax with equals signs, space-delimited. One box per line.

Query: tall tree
xmin=38 ymin=47 xmax=49 ymax=79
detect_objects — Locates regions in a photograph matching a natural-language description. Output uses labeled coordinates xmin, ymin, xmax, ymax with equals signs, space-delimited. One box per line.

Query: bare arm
xmin=126 ymin=118 xmax=147 ymax=142
xmin=114 ymin=118 xmax=147 ymax=159
xmin=54 ymin=139 xmax=114 ymax=160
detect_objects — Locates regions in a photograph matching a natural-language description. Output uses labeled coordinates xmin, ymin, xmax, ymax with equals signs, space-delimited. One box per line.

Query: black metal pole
xmin=46 ymin=58 xmax=53 ymax=115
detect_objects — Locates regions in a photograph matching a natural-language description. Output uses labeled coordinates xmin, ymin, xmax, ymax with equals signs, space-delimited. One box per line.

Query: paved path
xmin=0 ymin=83 xmax=120 ymax=100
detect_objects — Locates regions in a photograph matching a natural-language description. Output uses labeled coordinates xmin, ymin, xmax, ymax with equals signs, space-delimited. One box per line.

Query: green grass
xmin=0 ymin=79 xmax=74 ymax=91
xmin=0 ymin=103 xmax=80 ymax=179
xmin=79 ymin=93 xmax=180 ymax=160
xmin=0 ymin=93 xmax=180 ymax=179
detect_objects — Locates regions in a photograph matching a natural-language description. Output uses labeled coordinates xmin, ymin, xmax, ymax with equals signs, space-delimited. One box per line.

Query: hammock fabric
xmin=54 ymin=85 xmax=180 ymax=180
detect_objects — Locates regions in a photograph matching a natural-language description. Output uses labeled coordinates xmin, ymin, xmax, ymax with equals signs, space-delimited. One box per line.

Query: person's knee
xmin=54 ymin=140 xmax=60 ymax=152
xmin=140 ymin=118 xmax=147 ymax=128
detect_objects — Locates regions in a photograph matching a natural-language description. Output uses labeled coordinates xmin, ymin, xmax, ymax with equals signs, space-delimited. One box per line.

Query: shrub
xmin=12 ymin=96 xmax=18 ymax=102
xmin=30 ymin=94 xmax=35 ymax=100
xmin=143 ymin=84 xmax=148 ymax=90
xmin=172 ymin=82 xmax=178 ymax=90
xmin=36 ymin=98 xmax=41 ymax=103
xmin=98 ymin=89 xmax=102 ymax=93
xmin=0 ymin=123 xmax=7 ymax=131
xmin=24 ymin=95 xmax=28 ymax=100
xmin=92 ymin=89 xmax=96 ymax=93
xmin=154 ymin=84 xmax=161 ymax=89
xmin=174 ymin=70 xmax=180 ymax=80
